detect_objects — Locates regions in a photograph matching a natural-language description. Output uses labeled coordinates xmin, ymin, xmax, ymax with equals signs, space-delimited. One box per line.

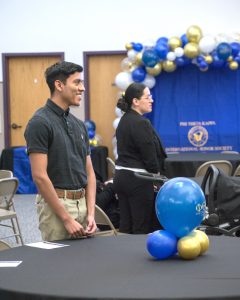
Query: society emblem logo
xmin=188 ymin=126 xmax=208 ymax=147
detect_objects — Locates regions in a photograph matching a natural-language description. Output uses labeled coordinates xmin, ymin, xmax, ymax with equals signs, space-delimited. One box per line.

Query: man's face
xmin=61 ymin=72 xmax=85 ymax=107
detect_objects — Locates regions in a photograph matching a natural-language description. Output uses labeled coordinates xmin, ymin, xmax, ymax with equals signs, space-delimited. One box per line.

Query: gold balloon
xmin=177 ymin=236 xmax=201 ymax=260
xmin=125 ymin=43 xmax=133 ymax=50
xmin=229 ymin=61 xmax=239 ymax=70
xmin=204 ymin=55 xmax=213 ymax=64
xmin=146 ymin=62 xmax=162 ymax=76
xmin=90 ymin=138 xmax=98 ymax=147
xmin=184 ymin=42 xmax=200 ymax=58
xmin=162 ymin=60 xmax=177 ymax=72
xmin=168 ymin=36 xmax=182 ymax=50
xmin=186 ymin=25 xmax=203 ymax=43
xmin=190 ymin=230 xmax=209 ymax=255
xmin=227 ymin=56 xmax=233 ymax=62
xmin=135 ymin=52 xmax=143 ymax=66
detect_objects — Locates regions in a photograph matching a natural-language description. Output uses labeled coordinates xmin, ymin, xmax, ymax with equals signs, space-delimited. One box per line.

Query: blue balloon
xmin=84 ymin=120 xmax=96 ymax=131
xmin=154 ymin=43 xmax=169 ymax=60
xmin=234 ymin=55 xmax=240 ymax=63
xmin=199 ymin=61 xmax=208 ymax=69
xmin=131 ymin=67 xmax=146 ymax=82
xmin=175 ymin=57 xmax=185 ymax=67
xmin=88 ymin=129 xmax=95 ymax=139
xmin=216 ymin=42 xmax=232 ymax=61
xmin=196 ymin=55 xmax=205 ymax=64
xmin=230 ymin=42 xmax=240 ymax=57
xmin=142 ymin=49 xmax=159 ymax=67
xmin=180 ymin=34 xmax=188 ymax=47
xmin=146 ymin=230 xmax=178 ymax=260
xmin=211 ymin=55 xmax=225 ymax=68
xmin=156 ymin=177 xmax=206 ymax=238
xmin=156 ymin=37 xmax=168 ymax=45
xmin=132 ymin=42 xmax=143 ymax=52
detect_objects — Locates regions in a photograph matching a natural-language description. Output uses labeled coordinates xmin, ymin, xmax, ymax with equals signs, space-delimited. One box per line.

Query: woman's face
xmin=134 ymin=87 xmax=153 ymax=115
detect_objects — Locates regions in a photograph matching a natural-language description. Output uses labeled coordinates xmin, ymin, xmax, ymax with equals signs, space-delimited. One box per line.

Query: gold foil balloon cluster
xmin=115 ymin=25 xmax=240 ymax=90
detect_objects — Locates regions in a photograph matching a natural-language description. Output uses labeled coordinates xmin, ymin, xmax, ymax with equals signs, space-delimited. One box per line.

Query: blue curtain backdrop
xmin=146 ymin=65 xmax=240 ymax=152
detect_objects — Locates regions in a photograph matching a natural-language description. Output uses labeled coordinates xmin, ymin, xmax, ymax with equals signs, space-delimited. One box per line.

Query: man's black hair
xmin=45 ymin=61 xmax=83 ymax=95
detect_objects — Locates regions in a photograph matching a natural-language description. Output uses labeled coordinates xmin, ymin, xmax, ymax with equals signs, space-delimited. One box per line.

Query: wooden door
xmin=85 ymin=52 xmax=125 ymax=160
xmin=3 ymin=54 xmax=63 ymax=146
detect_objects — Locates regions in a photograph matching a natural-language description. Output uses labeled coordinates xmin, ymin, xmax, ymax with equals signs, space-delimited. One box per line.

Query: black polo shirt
xmin=24 ymin=99 xmax=90 ymax=189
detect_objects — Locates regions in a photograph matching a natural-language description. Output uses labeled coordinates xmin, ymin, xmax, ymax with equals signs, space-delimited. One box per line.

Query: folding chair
xmin=195 ymin=160 xmax=233 ymax=177
xmin=94 ymin=204 xmax=118 ymax=236
xmin=0 ymin=177 xmax=24 ymax=245
xmin=0 ymin=239 xmax=12 ymax=251
xmin=233 ymin=164 xmax=240 ymax=176
xmin=106 ymin=157 xmax=115 ymax=177
xmin=0 ymin=170 xmax=13 ymax=179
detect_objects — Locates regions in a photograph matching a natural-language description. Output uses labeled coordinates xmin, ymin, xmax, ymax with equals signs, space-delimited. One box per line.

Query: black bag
xmin=201 ymin=164 xmax=240 ymax=236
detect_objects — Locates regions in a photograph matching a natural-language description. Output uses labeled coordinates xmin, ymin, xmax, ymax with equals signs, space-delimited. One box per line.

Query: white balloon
xmin=115 ymin=107 xmax=123 ymax=118
xmin=143 ymin=74 xmax=156 ymax=89
xmin=127 ymin=49 xmax=137 ymax=62
xmin=229 ymin=32 xmax=240 ymax=42
xmin=174 ymin=47 xmax=184 ymax=57
xmin=120 ymin=57 xmax=131 ymax=71
xmin=199 ymin=35 xmax=216 ymax=54
xmin=215 ymin=33 xmax=228 ymax=46
xmin=167 ymin=51 xmax=176 ymax=61
xmin=115 ymin=72 xmax=133 ymax=90
xmin=143 ymin=39 xmax=156 ymax=48
xmin=113 ymin=117 xmax=121 ymax=129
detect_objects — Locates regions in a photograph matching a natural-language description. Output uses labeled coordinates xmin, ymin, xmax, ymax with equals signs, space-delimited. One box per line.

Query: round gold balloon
xmin=229 ymin=61 xmax=239 ymax=70
xmin=227 ymin=56 xmax=233 ymax=62
xmin=186 ymin=25 xmax=203 ymax=43
xmin=177 ymin=236 xmax=201 ymax=260
xmin=90 ymin=138 xmax=98 ymax=147
xmin=162 ymin=60 xmax=177 ymax=72
xmin=135 ymin=52 xmax=143 ymax=66
xmin=205 ymin=55 xmax=213 ymax=64
xmin=184 ymin=42 xmax=200 ymax=59
xmin=146 ymin=62 xmax=162 ymax=76
xmin=125 ymin=43 xmax=133 ymax=50
xmin=190 ymin=230 xmax=209 ymax=255
xmin=168 ymin=36 xmax=182 ymax=50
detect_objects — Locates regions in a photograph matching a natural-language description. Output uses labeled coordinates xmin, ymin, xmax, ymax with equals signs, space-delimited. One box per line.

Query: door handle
xmin=11 ymin=123 xmax=22 ymax=129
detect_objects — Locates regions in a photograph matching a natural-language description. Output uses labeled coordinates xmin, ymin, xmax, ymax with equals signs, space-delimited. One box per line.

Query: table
xmin=0 ymin=235 xmax=240 ymax=300
xmin=165 ymin=152 xmax=240 ymax=178
xmin=0 ymin=146 xmax=109 ymax=193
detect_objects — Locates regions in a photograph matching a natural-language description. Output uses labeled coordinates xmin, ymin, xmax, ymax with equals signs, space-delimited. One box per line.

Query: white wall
xmin=0 ymin=0 xmax=239 ymax=147
xmin=1 ymin=0 xmax=240 ymax=77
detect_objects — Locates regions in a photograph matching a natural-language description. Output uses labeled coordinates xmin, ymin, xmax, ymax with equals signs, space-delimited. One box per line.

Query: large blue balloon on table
xmin=156 ymin=177 xmax=206 ymax=238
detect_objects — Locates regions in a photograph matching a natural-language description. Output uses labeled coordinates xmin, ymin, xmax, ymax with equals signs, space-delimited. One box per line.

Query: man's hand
xmin=63 ymin=218 xmax=87 ymax=238
xmin=85 ymin=215 xmax=97 ymax=235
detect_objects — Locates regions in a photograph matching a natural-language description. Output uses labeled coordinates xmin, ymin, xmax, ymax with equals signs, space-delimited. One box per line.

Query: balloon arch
xmin=114 ymin=25 xmax=240 ymax=90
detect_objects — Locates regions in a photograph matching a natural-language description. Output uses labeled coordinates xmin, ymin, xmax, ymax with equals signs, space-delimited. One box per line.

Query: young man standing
xmin=25 ymin=61 xmax=97 ymax=241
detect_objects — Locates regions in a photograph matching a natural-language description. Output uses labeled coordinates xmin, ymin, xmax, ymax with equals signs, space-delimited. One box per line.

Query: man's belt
xmin=55 ymin=188 xmax=85 ymax=200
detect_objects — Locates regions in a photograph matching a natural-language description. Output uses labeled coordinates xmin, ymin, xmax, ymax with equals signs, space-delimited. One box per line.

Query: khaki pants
xmin=36 ymin=194 xmax=87 ymax=241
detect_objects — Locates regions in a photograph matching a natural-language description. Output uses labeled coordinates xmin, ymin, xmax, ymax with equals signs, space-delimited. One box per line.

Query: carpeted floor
xmin=0 ymin=194 xmax=42 ymax=247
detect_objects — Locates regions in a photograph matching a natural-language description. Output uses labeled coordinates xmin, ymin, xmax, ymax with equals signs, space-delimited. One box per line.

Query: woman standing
xmin=113 ymin=82 xmax=167 ymax=234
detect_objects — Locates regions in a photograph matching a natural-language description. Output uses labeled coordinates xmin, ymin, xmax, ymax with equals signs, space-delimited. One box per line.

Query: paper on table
xmin=25 ymin=241 xmax=69 ymax=249
xmin=0 ymin=261 xmax=22 ymax=267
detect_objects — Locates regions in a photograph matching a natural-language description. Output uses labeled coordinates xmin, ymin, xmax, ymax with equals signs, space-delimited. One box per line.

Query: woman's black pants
xmin=113 ymin=169 xmax=161 ymax=234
